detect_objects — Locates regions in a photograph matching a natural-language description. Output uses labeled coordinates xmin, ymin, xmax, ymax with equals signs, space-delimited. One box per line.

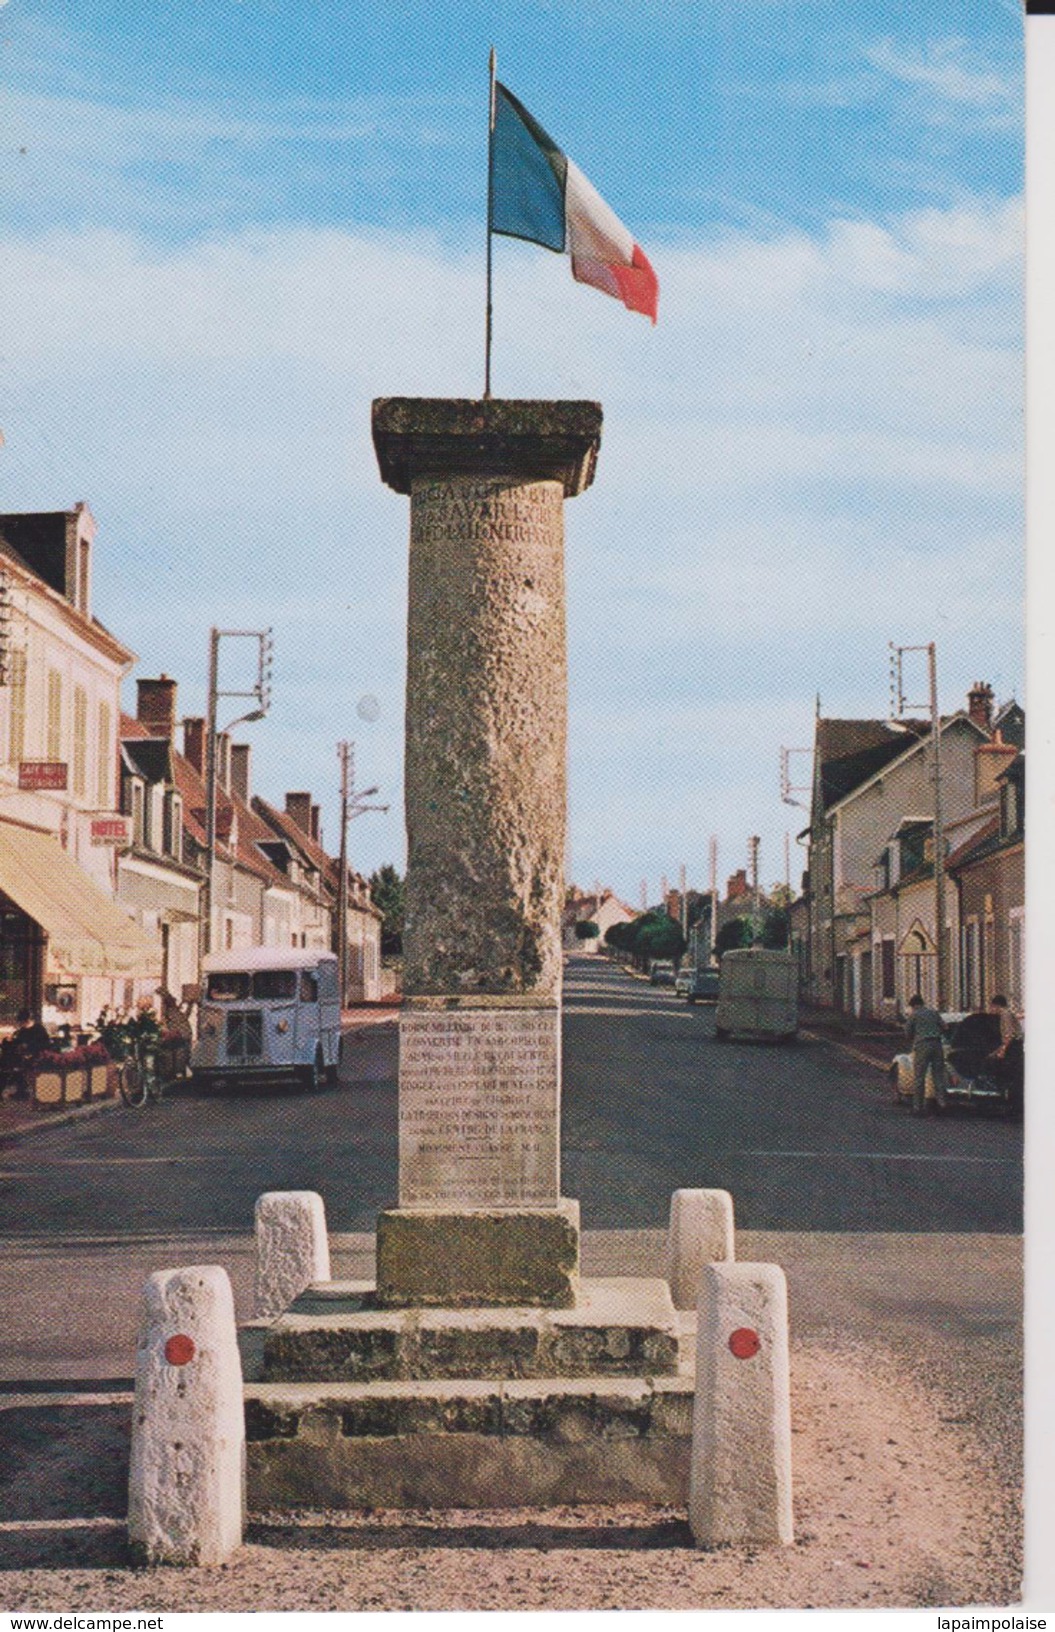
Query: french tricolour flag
xmin=490 ymin=82 xmax=659 ymax=325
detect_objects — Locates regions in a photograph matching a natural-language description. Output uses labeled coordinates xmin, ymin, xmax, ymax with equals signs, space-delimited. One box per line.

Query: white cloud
xmin=0 ymin=195 xmax=1022 ymax=892
xmin=865 ymin=36 xmax=1017 ymax=109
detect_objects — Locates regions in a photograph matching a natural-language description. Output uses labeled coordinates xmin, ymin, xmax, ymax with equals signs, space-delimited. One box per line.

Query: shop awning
xmin=0 ymin=823 xmax=162 ymax=978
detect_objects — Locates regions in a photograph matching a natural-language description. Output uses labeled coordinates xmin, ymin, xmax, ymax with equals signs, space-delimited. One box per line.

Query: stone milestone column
xmin=372 ymin=398 xmax=603 ymax=1309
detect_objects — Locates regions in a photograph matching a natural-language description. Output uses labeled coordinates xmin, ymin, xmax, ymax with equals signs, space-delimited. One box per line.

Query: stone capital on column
xmin=372 ymin=398 xmax=603 ymax=496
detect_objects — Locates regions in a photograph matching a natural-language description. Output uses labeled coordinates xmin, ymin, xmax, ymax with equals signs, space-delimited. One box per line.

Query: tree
xmin=605 ymin=920 xmax=634 ymax=958
xmin=761 ymin=907 xmax=790 ymax=950
xmin=638 ymin=917 xmax=688 ymax=965
xmin=369 ymin=864 xmax=405 ymax=957
xmin=714 ymin=916 xmax=754 ymax=959
xmin=574 ymin=920 xmax=601 ymax=940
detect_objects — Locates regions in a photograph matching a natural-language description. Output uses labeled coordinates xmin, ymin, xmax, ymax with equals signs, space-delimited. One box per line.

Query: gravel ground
xmin=0 ymin=1329 xmax=1021 ymax=1611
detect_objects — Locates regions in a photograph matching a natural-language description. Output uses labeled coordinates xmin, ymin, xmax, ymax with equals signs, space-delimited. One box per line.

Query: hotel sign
xmin=90 ymin=815 xmax=132 ymax=847
xmin=19 ymin=761 xmax=68 ymax=791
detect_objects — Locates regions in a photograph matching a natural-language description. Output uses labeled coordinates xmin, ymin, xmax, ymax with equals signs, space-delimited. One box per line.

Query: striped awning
xmin=0 ymin=822 xmax=161 ymax=978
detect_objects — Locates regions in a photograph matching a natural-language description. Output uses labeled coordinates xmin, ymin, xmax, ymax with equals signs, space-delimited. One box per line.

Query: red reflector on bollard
xmin=164 ymin=1334 xmax=196 ymax=1366
xmin=729 ymin=1327 xmax=760 ymax=1359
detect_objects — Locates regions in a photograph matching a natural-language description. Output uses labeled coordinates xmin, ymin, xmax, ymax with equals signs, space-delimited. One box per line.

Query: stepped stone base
xmin=242 ymin=1277 xmax=695 ymax=1512
xmin=376 ymin=1201 xmax=580 ymax=1308
xmin=245 ymin=1373 xmax=694 ymax=1510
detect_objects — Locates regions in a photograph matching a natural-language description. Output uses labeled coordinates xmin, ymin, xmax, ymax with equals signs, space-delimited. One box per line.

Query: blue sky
xmin=0 ymin=0 xmax=1023 ymax=901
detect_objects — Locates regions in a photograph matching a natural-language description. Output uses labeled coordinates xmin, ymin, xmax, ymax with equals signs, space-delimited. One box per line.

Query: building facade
xmin=0 ymin=506 xmax=158 ymax=1028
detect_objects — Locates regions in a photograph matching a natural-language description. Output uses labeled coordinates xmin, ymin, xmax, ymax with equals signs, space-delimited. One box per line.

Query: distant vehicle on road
xmin=681 ymin=966 xmax=721 ymax=1004
xmin=191 ymin=947 xmax=341 ymax=1093
xmin=649 ymin=959 xmax=677 ymax=986
xmin=714 ymin=948 xmax=798 ymax=1041
xmin=889 ymin=1010 xmax=1023 ymax=1116
xmin=674 ymin=966 xmax=694 ymax=996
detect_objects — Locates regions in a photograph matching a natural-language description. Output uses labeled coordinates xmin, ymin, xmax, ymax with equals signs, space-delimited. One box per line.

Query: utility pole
xmin=639 ymin=878 xmax=647 ymax=912
xmin=890 ymin=641 xmax=946 ymax=1008
xmin=679 ymin=862 xmax=687 ymax=937
xmin=335 ymin=740 xmax=388 ymax=1005
xmin=202 ymin=626 xmax=273 ymax=959
xmin=709 ymin=835 xmax=718 ymax=963
xmin=749 ymin=835 xmax=761 ymax=923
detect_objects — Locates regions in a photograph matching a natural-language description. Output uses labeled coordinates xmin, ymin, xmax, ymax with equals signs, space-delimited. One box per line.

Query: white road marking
xmin=744 ymin=1149 xmax=1016 ymax=1165
xmin=0 ymin=1515 xmax=125 ymax=1531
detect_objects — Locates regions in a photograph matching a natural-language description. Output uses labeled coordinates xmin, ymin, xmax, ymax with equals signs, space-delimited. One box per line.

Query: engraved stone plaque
xmin=398 ymin=1008 xmax=560 ymax=1208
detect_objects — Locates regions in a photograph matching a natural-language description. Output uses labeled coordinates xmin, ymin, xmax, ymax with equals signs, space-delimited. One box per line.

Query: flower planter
xmin=32 ymin=1070 xmax=64 ymax=1106
xmin=29 ymin=1048 xmax=113 ymax=1109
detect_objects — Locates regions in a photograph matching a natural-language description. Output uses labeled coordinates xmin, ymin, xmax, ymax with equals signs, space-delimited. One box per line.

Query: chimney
xmin=137 ymin=675 xmax=177 ymax=738
xmin=230 ymin=743 xmax=251 ymax=805
xmin=310 ymin=804 xmax=321 ymax=843
xmin=286 ymin=792 xmax=313 ymax=834
xmin=726 ymin=868 xmax=749 ymax=902
xmin=967 ymin=681 xmax=994 ymax=733
xmin=974 ymin=728 xmax=1018 ymax=806
xmin=183 ymin=717 xmax=205 ymax=775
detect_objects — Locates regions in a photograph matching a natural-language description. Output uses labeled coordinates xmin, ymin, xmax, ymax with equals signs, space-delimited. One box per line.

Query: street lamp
xmin=202 ymin=626 xmax=273 ymax=959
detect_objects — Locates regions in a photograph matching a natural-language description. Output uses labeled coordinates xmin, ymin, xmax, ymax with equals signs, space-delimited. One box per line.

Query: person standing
xmin=987 ymin=995 xmax=1024 ymax=1110
xmin=905 ymin=993 xmax=948 ymax=1115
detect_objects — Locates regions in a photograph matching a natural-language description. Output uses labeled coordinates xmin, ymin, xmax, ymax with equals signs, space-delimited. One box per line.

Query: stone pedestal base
xmin=375 ymin=1200 xmax=580 ymax=1308
xmin=242 ymin=1274 xmax=694 ymax=1512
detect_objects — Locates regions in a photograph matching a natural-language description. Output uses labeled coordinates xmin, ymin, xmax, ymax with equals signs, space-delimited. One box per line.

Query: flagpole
xmin=484 ymin=45 xmax=496 ymax=399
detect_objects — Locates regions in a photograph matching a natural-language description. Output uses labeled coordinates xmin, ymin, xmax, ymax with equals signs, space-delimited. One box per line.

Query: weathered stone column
xmin=372 ymin=398 xmax=602 ymax=1307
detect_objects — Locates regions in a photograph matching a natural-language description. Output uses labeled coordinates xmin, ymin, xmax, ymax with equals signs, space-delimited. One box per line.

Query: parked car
xmin=678 ymin=965 xmax=721 ymax=1003
xmin=889 ymin=1010 xmax=1023 ymax=1115
xmin=649 ymin=959 xmax=677 ymax=986
xmin=674 ymin=966 xmax=695 ymax=996
xmin=191 ymin=947 xmax=341 ymax=1092
xmin=714 ymin=948 xmax=798 ymax=1041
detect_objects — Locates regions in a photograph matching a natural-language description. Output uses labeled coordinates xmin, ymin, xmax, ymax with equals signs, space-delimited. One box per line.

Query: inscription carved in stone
xmin=399 ymin=1009 xmax=560 ymax=1208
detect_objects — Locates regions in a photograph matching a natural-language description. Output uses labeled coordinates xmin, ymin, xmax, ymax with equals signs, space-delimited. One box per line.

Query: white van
xmin=714 ymin=947 xmax=798 ymax=1043
xmin=191 ymin=948 xmax=341 ymax=1091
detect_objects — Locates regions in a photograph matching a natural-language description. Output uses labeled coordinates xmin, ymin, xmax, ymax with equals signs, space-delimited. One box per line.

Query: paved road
xmin=0 ymin=958 xmax=1022 ymax=1244
xmin=561 ymin=959 xmax=1022 ymax=1232
xmin=0 ymin=957 xmax=1022 ymax=1382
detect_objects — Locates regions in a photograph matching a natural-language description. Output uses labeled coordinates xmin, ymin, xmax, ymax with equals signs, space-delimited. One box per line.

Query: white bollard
xmin=254 ymin=1190 xmax=331 ymax=1318
xmin=128 ymin=1265 xmax=245 ymax=1566
xmin=665 ymin=1188 xmax=735 ymax=1310
xmin=689 ymin=1261 xmax=793 ymax=1547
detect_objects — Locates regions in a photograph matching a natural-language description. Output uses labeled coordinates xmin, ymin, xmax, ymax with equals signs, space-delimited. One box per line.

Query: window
xmin=299 ymin=971 xmax=318 ymax=1003
xmin=97 ymin=702 xmax=111 ymax=807
xmin=72 ymin=685 xmax=88 ymax=799
xmin=46 ymin=669 xmax=62 ymax=762
xmin=253 ymin=970 xmax=297 ymax=1001
xmin=164 ymin=792 xmax=182 ymax=861
xmin=963 ymin=920 xmax=981 ymax=1011
xmin=8 ymin=648 xmax=26 ymax=765
xmin=983 ymin=917 xmax=995 ymax=1005
xmin=881 ymin=938 xmax=896 ymax=1000
xmin=1009 ymin=909 xmax=1024 ymax=1014
xmin=205 ymin=971 xmax=250 ymax=1002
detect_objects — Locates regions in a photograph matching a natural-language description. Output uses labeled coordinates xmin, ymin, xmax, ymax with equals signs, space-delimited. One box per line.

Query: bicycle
xmin=117 ymin=1036 xmax=164 ymax=1107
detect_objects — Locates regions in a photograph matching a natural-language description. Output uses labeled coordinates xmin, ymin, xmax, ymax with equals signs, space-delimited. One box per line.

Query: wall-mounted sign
xmin=90 ymin=815 xmax=132 ymax=846
xmin=19 ymin=761 xmax=68 ymax=791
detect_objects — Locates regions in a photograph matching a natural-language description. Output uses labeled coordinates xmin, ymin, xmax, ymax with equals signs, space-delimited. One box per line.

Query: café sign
xmin=19 ymin=760 xmax=68 ymax=791
xmin=90 ymin=815 xmax=132 ymax=847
